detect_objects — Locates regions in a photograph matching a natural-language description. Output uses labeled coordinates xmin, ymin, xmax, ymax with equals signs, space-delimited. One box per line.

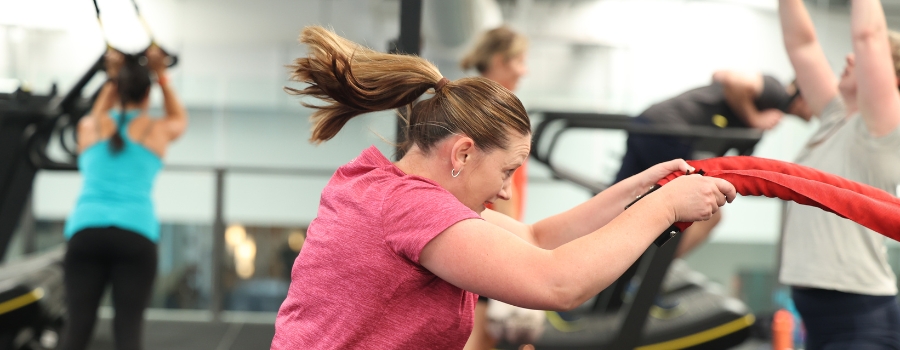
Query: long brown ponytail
xmin=110 ymin=54 xmax=151 ymax=152
xmin=287 ymin=26 xmax=529 ymax=154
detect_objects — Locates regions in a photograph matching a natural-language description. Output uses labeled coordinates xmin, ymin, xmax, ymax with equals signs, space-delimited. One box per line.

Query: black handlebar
xmin=529 ymin=111 xmax=763 ymax=194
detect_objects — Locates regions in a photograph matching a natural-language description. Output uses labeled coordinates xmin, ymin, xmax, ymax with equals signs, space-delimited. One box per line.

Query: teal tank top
xmin=64 ymin=110 xmax=164 ymax=242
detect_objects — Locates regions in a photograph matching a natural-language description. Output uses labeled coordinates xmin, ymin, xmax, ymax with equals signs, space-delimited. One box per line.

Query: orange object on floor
xmin=772 ymin=309 xmax=794 ymax=350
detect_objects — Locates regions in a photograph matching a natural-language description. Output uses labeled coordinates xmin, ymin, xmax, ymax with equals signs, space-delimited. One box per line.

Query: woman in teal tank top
xmin=59 ymin=47 xmax=188 ymax=350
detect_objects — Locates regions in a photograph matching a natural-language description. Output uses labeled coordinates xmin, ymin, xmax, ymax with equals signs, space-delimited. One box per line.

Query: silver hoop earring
xmin=451 ymin=168 xmax=461 ymax=178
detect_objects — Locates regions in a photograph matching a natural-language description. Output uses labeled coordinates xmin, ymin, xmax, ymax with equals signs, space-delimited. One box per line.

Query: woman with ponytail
xmin=273 ymin=26 xmax=735 ymax=349
xmin=60 ymin=47 xmax=187 ymax=350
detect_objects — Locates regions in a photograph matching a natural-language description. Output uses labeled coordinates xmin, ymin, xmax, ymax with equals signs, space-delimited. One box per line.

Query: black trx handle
xmin=91 ymin=0 xmax=178 ymax=67
xmin=129 ymin=0 xmax=178 ymax=67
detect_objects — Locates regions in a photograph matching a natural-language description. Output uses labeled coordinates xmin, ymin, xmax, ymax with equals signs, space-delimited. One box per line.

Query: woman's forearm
xmin=155 ymin=70 xmax=189 ymax=140
xmin=532 ymin=174 xmax=649 ymax=249
xmin=542 ymin=195 xmax=675 ymax=309
xmin=851 ymin=0 xmax=900 ymax=137
xmin=851 ymin=0 xmax=888 ymax=41
xmin=156 ymin=72 xmax=187 ymax=122
xmin=89 ymin=82 xmax=118 ymax=116
xmin=778 ymin=0 xmax=839 ymax=116
xmin=779 ymin=0 xmax=818 ymax=51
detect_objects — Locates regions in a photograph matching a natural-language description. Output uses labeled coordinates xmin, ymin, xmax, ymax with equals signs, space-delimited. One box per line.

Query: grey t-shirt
xmin=780 ymin=97 xmax=900 ymax=295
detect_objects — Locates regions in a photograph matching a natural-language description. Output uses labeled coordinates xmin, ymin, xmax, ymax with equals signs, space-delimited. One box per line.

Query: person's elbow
xmin=783 ymin=28 xmax=818 ymax=52
xmin=852 ymin=25 xmax=886 ymax=47
xmin=543 ymin=284 xmax=596 ymax=312
xmin=166 ymin=116 xmax=189 ymax=140
xmin=538 ymin=271 xmax=599 ymax=311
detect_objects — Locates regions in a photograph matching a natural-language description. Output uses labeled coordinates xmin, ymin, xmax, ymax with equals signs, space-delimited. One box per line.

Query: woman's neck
xmin=394 ymin=145 xmax=453 ymax=184
xmin=122 ymin=102 xmax=144 ymax=111
xmin=394 ymin=148 xmax=430 ymax=178
xmin=482 ymin=70 xmax=514 ymax=91
xmin=842 ymin=91 xmax=859 ymax=116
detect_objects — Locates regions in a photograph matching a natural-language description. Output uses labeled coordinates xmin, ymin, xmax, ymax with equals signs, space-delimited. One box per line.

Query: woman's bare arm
xmin=146 ymin=47 xmax=188 ymax=141
xmin=779 ymin=0 xmax=839 ymax=116
xmin=715 ymin=71 xmax=782 ymax=130
xmin=481 ymin=159 xmax=694 ymax=250
xmin=851 ymin=0 xmax=900 ymax=137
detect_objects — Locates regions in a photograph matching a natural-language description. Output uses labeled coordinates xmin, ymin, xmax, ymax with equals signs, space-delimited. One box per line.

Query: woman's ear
xmin=489 ymin=53 xmax=506 ymax=73
xmin=450 ymin=136 xmax=476 ymax=171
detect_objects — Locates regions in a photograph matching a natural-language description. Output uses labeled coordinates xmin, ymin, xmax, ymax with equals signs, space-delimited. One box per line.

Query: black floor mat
xmin=88 ymin=318 xmax=274 ymax=350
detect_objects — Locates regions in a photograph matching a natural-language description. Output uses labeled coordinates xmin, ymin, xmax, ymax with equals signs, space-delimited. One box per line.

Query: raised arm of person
xmin=87 ymin=49 xmax=123 ymax=118
xmin=851 ymin=0 xmax=900 ymax=137
xmin=779 ymin=0 xmax=839 ymax=115
xmin=713 ymin=70 xmax=782 ymax=130
xmin=146 ymin=47 xmax=188 ymax=141
xmin=78 ymin=50 xmax=122 ymax=152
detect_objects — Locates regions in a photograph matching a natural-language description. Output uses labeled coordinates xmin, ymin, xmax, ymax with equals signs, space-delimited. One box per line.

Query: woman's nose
xmin=497 ymin=184 xmax=511 ymax=201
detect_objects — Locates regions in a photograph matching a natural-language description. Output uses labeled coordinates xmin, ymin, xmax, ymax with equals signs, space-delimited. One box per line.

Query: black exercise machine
xmin=497 ymin=112 xmax=761 ymax=350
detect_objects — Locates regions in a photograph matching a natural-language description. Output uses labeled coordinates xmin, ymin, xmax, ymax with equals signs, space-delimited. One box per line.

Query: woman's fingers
xmin=712 ymin=177 xmax=737 ymax=203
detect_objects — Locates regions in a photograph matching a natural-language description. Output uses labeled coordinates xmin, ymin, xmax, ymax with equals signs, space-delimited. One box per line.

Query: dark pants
xmin=793 ymin=287 xmax=900 ymax=350
xmin=60 ymin=227 xmax=158 ymax=350
xmin=614 ymin=116 xmax=694 ymax=184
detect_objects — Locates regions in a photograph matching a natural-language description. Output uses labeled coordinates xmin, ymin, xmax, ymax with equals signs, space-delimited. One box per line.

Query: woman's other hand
xmin=657 ymin=175 xmax=736 ymax=222
xmin=146 ymin=46 xmax=168 ymax=73
xmin=105 ymin=49 xmax=124 ymax=79
xmin=637 ymin=159 xmax=695 ymax=190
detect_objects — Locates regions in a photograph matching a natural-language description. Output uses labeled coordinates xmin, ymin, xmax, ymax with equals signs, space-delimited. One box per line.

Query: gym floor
xmin=84 ymin=310 xmax=776 ymax=350
xmin=87 ymin=309 xmax=275 ymax=350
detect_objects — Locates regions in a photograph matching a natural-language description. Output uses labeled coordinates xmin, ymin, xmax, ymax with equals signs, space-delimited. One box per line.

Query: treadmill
xmin=497 ymin=112 xmax=761 ymax=350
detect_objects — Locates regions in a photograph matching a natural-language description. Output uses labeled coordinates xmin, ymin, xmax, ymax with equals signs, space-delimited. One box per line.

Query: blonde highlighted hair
xmin=286 ymin=26 xmax=530 ymax=154
xmin=888 ymin=30 xmax=900 ymax=78
xmin=460 ymin=26 xmax=528 ymax=74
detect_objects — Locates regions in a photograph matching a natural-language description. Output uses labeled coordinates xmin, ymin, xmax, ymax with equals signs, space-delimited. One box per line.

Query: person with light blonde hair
xmin=461 ymin=26 xmax=529 ymax=92
xmin=271 ymin=26 xmax=735 ymax=349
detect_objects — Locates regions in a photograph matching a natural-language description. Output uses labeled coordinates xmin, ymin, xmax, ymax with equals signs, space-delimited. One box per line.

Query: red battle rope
xmin=655 ymin=156 xmax=900 ymax=241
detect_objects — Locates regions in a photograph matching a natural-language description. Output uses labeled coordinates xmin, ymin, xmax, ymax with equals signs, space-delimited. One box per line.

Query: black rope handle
xmin=90 ymin=0 xmax=178 ymax=67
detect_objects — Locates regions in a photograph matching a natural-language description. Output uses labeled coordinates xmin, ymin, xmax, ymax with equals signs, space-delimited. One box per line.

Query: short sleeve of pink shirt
xmin=382 ymin=179 xmax=477 ymax=264
xmin=272 ymin=146 xmax=483 ymax=350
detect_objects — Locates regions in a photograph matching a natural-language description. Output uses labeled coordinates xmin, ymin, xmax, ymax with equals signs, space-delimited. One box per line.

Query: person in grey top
xmin=779 ymin=0 xmax=900 ymax=348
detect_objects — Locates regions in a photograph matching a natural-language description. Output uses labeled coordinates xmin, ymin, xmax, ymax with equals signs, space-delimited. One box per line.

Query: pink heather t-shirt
xmin=272 ymin=146 xmax=482 ymax=349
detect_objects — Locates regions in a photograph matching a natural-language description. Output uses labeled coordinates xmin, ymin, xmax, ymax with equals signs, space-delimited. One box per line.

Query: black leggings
xmin=60 ymin=227 xmax=157 ymax=350
xmin=793 ymin=287 xmax=900 ymax=350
